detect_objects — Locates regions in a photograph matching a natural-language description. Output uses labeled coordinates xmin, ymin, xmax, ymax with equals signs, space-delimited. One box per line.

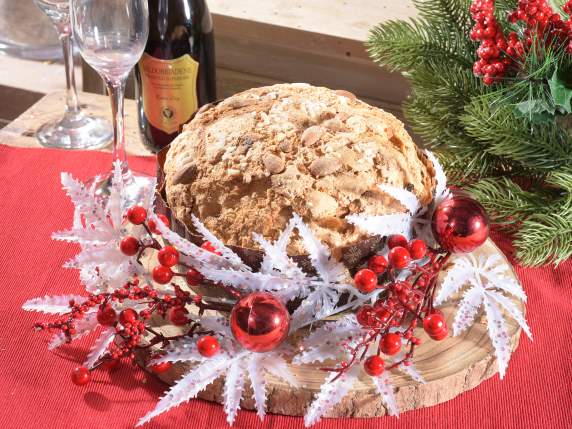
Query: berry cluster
xmin=329 ymin=235 xmax=450 ymax=379
xmin=470 ymin=0 xmax=572 ymax=84
xmin=35 ymin=205 xmax=237 ymax=387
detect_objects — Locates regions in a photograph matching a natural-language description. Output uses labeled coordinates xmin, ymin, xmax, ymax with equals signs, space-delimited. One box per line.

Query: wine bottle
xmin=135 ymin=0 xmax=216 ymax=153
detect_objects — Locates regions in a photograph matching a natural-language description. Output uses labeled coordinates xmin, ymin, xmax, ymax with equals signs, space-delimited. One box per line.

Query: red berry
xmin=388 ymin=246 xmax=411 ymax=269
xmin=126 ymin=206 xmax=147 ymax=225
xmin=158 ymin=246 xmax=179 ymax=267
xmin=120 ymin=236 xmax=140 ymax=256
xmin=364 ymin=355 xmax=385 ymax=376
xmin=149 ymin=361 xmax=173 ymax=374
xmin=152 ymin=265 xmax=173 ymax=284
xmin=119 ymin=308 xmax=138 ymax=325
xmin=423 ymin=313 xmax=446 ymax=335
xmin=367 ymin=255 xmax=388 ymax=274
xmin=201 ymin=241 xmax=222 ymax=256
xmin=375 ymin=307 xmax=391 ymax=324
xmin=431 ymin=326 xmax=449 ymax=341
xmin=380 ymin=333 xmax=402 ymax=356
xmin=169 ymin=307 xmax=189 ymax=326
xmin=197 ymin=335 xmax=220 ymax=357
xmin=148 ymin=214 xmax=170 ymax=234
xmin=409 ymin=239 xmax=427 ymax=260
xmin=97 ymin=305 xmax=117 ymax=326
xmin=356 ymin=305 xmax=376 ymax=327
xmin=71 ymin=367 xmax=91 ymax=386
xmin=186 ymin=268 xmax=204 ymax=286
xmin=353 ymin=269 xmax=378 ymax=293
xmin=387 ymin=234 xmax=408 ymax=249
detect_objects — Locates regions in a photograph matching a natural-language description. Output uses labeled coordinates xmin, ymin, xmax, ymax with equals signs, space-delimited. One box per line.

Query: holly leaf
xmin=549 ymin=66 xmax=572 ymax=114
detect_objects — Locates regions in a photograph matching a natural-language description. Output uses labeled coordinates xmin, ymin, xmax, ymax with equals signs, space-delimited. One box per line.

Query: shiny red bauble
xmin=388 ymin=246 xmax=411 ymax=269
xmin=380 ymin=333 xmax=402 ymax=356
xmin=230 ymin=292 xmax=290 ymax=353
xmin=431 ymin=196 xmax=489 ymax=253
xmin=197 ymin=335 xmax=221 ymax=357
xmin=409 ymin=239 xmax=427 ymax=260
xmin=120 ymin=236 xmax=140 ymax=256
xmin=150 ymin=361 xmax=172 ymax=374
xmin=186 ymin=268 xmax=204 ymax=286
xmin=387 ymin=234 xmax=408 ymax=249
xmin=364 ymin=355 xmax=385 ymax=376
xmin=169 ymin=307 xmax=189 ymax=326
xmin=148 ymin=214 xmax=170 ymax=234
xmin=71 ymin=367 xmax=91 ymax=386
xmin=158 ymin=246 xmax=179 ymax=267
xmin=354 ymin=269 xmax=378 ymax=293
xmin=119 ymin=308 xmax=138 ymax=325
xmin=367 ymin=255 xmax=388 ymax=274
xmin=152 ymin=265 xmax=173 ymax=284
xmin=96 ymin=305 xmax=117 ymax=326
xmin=126 ymin=206 xmax=147 ymax=225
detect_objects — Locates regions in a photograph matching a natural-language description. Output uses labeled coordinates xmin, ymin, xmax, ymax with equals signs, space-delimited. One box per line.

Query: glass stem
xmin=60 ymin=33 xmax=81 ymax=117
xmin=106 ymin=78 xmax=129 ymax=173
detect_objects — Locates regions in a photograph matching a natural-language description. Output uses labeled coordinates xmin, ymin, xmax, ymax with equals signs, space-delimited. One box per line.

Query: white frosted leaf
xmin=379 ymin=184 xmax=421 ymax=213
xmin=304 ymin=365 xmax=359 ymax=427
xmin=191 ymin=214 xmax=246 ymax=268
xmin=425 ymin=150 xmax=450 ymax=203
xmin=452 ymin=287 xmax=484 ymax=336
xmin=223 ymin=357 xmax=246 ymax=425
xmin=106 ymin=160 xmax=125 ymax=228
xmin=200 ymin=267 xmax=298 ymax=293
xmin=486 ymin=290 xmax=532 ymax=341
xmin=151 ymin=340 xmax=202 ymax=365
xmin=262 ymin=354 xmax=299 ymax=388
xmin=346 ymin=212 xmax=413 ymax=239
xmin=247 ymin=355 xmax=267 ymax=419
xmin=483 ymin=271 xmax=527 ymax=302
xmin=137 ymin=355 xmax=231 ymax=426
xmin=435 ymin=258 xmax=475 ymax=305
xmin=84 ymin=327 xmax=116 ymax=369
xmin=372 ymin=371 xmax=399 ymax=416
xmin=482 ymin=295 xmax=511 ymax=379
xmin=22 ymin=295 xmax=85 ymax=314
xmin=397 ymin=361 xmax=425 ymax=384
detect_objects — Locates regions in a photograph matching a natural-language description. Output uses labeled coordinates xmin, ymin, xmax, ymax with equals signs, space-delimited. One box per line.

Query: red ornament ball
xmin=364 ymin=355 xmax=385 ymax=376
xmin=120 ymin=236 xmax=140 ymax=256
xmin=380 ymin=333 xmax=402 ymax=356
xmin=430 ymin=326 xmax=449 ymax=341
xmin=150 ymin=361 xmax=173 ymax=374
xmin=148 ymin=214 xmax=170 ymax=234
xmin=431 ymin=196 xmax=489 ymax=253
xmin=367 ymin=255 xmax=388 ymax=274
xmin=96 ymin=305 xmax=117 ymax=326
xmin=387 ymin=234 xmax=408 ymax=249
xmin=197 ymin=335 xmax=220 ymax=357
xmin=388 ymin=246 xmax=411 ymax=269
xmin=169 ymin=307 xmax=189 ymax=326
xmin=158 ymin=246 xmax=180 ymax=267
xmin=354 ymin=268 xmax=378 ymax=293
xmin=152 ymin=265 xmax=173 ymax=284
xmin=186 ymin=268 xmax=204 ymax=286
xmin=409 ymin=239 xmax=427 ymax=260
xmin=71 ymin=367 xmax=91 ymax=386
xmin=126 ymin=206 xmax=147 ymax=225
xmin=119 ymin=308 xmax=138 ymax=325
xmin=230 ymin=292 xmax=290 ymax=352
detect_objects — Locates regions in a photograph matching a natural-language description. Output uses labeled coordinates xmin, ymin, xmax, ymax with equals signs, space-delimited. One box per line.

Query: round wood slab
xmin=136 ymin=239 xmax=523 ymax=418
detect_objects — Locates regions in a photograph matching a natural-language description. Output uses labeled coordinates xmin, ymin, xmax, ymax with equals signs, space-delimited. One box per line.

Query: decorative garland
xmin=23 ymin=155 xmax=531 ymax=427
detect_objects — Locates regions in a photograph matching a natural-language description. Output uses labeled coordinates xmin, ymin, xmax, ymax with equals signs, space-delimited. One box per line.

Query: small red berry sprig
xmin=469 ymin=0 xmax=572 ymax=85
xmin=324 ymin=235 xmax=450 ymax=380
xmin=35 ymin=205 xmax=241 ymax=387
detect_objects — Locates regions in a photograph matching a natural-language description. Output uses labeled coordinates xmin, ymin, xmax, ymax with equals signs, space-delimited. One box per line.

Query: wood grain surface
xmin=136 ymin=239 xmax=523 ymax=418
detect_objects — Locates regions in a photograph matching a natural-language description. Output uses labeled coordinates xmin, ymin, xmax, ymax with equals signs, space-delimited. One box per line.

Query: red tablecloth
xmin=0 ymin=145 xmax=570 ymax=429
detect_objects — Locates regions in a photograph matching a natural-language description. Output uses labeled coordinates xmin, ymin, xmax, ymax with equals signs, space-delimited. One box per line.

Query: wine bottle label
xmin=139 ymin=53 xmax=199 ymax=135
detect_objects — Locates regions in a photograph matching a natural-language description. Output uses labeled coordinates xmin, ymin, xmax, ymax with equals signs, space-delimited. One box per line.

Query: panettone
xmin=164 ymin=83 xmax=436 ymax=256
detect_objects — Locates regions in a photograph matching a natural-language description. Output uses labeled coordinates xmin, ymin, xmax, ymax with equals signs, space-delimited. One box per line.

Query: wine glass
xmin=70 ymin=0 xmax=153 ymax=204
xmin=34 ymin=0 xmax=112 ymax=149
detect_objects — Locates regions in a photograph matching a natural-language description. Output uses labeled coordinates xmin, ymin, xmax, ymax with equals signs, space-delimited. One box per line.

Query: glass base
xmin=36 ymin=113 xmax=112 ymax=150
xmin=89 ymin=168 xmax=155 ymax=207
